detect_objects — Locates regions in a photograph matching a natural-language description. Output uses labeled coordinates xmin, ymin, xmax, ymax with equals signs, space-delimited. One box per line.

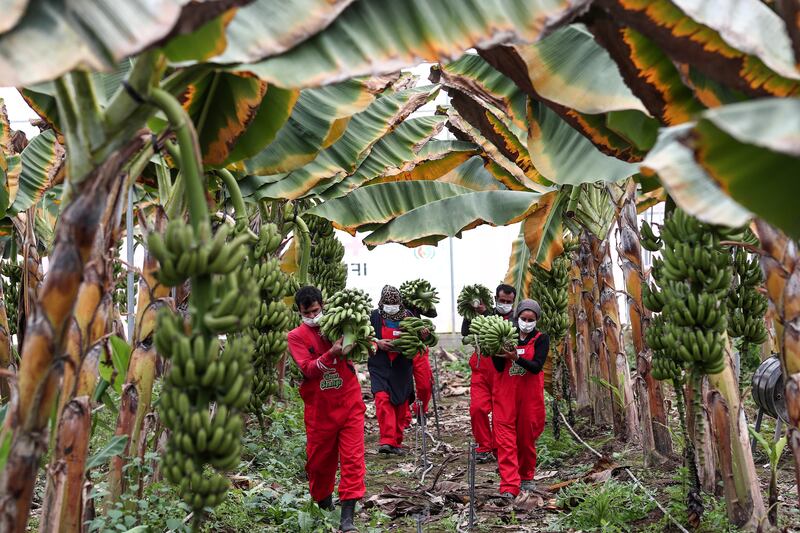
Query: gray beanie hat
xmin=515 ymin=299 xmax=541 ymax=320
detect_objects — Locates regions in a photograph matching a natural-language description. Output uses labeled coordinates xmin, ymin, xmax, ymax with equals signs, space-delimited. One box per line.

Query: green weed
xmin=553 ymin=479 xmax=656 ymax=532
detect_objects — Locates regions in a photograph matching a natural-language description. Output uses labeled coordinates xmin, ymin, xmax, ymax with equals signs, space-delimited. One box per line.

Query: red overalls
xmin=411 ymin=349 xmax=433 ymax=416
xmin=374 ymin=321 xmax=412 ymax=447
xmin=469 ymin=350 xmax=499 ymax=453
xmin=494 ymin=332 xmax=546 ymax=495
xmin=287 ymin=323 xmax=366 ymax=501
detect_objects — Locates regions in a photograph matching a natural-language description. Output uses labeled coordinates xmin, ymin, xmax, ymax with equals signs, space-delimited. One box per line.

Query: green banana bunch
xmin=154 ymin=308 xmax=253 ymax=512
xmin=306 ymin=214 xmax=347 ymax=298
xmin=528 ymin=254 xmax=570 ymax=343
xmin=203 ymin=266 xmax=260 ymax=334
xmin=457 ymin=284 xmax=494 ymax=321
xmin=393 ymin=317 xmax=437 ymax=358
xmin=319 ymin=288 xmax=376 ymax=362
xmin=400 ymin=279 xmax=440 ymax=315
xmin=465 ymin=315 xmax=517 ymax=356
xmin=147 ymin=219 xmax=252 ymax=287
xmin=1 ymin=262 xmax=21 ymax=336
xmin=640 ymin=220 xmax=662 ymax=252
xmin=252 ymin=222 xmax=283 ymax=258
xmin=726 ymin=245 xmax=768 ymax=345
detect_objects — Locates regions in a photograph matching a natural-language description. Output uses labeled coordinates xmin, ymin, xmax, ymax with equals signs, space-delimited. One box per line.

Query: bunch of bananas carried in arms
xmin=392 ymin=316 xmax=437 ymax=358
xmin=319 ymin=288 xmax=376 ymax=362
xmin=457 ymin=284 xmax=494 ymax=320
xmin=465 ymin=315 xmax=517 ymax=356
xmin=400 ymin=278 xmax=439 ymax=315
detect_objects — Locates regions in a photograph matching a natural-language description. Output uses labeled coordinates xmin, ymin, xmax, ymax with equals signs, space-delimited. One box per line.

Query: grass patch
xmin=553 ymin=479 xmax=656 ymax=532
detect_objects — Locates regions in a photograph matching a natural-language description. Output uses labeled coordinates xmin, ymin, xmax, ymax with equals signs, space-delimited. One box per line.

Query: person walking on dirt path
xmin=287 ymin=286 xmax=365 ymax=532
xmin=369 ymin=285 xmax=415 ymax=456
xmin=494 ymin=299 xmax=550 ymax=497
xmin=404 ymin=294 xmax=437 ymax=419
xmin=461 ymin=284 xmax=517 ymax=464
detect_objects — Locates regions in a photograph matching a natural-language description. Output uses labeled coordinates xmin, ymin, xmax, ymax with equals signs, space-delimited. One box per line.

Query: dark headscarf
xmin=378 ymin=285 xmax=406 ymax=321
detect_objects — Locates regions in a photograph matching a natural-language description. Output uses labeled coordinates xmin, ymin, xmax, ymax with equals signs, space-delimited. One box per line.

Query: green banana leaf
xmin=8 ymin=129 xmax=62 ymax=217
xmin=526 ymin=99 xmax=638 ymax=185
xmin=362 ymin=141 xmax=480 ymax=188
xmin=243 ymin=77 xmax=394 ymax=176
xmin=504 ymin=224 xmax=533 ymax=297
xmin=319 ymin=115 xmax=448 ymax=199
xmin=210 ymin=0 xmax=355 ymax=63
xmin=242 ymin=86 xmax=438 ymax=201
xmin=645 ymin=98 xmax=799 ymax=236
xmin=523 ymin=190 xmax=566 ymax=269
xmin=0 ymin=0 xmax=245 ymax=85
xmin=597 ymin=0 xmax=800 ymax=98
xmin=308 ymin=181 xmax=473 ymax=234
xmin=235 ymin=0 xmax=591 ymax=88
xmin=361 ymin=188 xmax=542 ymax=247
xmin=163 ymin=9 xmax=234 ymax=63
xmin=435 ymin=156 xmax=508 ymax=192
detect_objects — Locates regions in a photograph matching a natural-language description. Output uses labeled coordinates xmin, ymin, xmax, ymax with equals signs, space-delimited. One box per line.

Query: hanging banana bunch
xmin=465 ymin=315 xmax=517 ymax=356
xmin=319 ymin=288 xmax=376 ymax=361
xmin=393 ymin=317 xmax=437 ymax=358
xmin=400 ymin=279 xmax=439 ymax=315
xmin=1 ymin=262 xmax=20 ymax=337
xmin=725 ymin=231 xmax=768 ymax=371
xmin=245 ymin=222 xmax=295 ymax=412
xmin=457 ymin=284 xmax=494 ymax=321
xmin=146 ymin=88 xmax=258 ymax=520
xmin=306 ymin=214 xmax=347 ymax=298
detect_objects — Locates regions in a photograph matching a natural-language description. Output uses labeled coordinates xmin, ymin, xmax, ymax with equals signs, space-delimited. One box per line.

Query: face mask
xmin=497 ymin=303 xmax=513 ymax=315
xmin=383 ymin=304 xmax=401 ymax=315
xmin=302 ymin=312 xmax=323 ymax=328
xmin=519 ymin=320 xmax=536 ymax=333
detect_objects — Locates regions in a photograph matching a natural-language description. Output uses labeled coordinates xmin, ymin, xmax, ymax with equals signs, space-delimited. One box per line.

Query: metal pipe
xmin=468 ymin=441 xmax=477 ymax=529
xmin=431 ymin=354 xmax=442 ymax=440
xmin=449 ymin=236 xmax=456 ymax=333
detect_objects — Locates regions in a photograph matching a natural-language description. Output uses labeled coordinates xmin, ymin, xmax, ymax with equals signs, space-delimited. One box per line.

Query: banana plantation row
xmin=0 ymin=0 xmax=798 ymax=531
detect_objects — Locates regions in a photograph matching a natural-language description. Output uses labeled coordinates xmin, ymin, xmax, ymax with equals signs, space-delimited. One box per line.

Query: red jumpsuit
xmin=411 ymin=349 xmax=433 ymax=416
xmin=469 ymin=351 xmax=499 ymax=453
xmin=494 ymin=332 xmax=546 ymax=496
xmin=372 ymin=320 xmax=413 ymax=447
xmin=288 ymin=323 xmax=366 ymax=501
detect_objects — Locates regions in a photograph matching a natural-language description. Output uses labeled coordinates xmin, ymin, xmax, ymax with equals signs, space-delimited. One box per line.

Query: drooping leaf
xmin=20 ymin=86 xmax=60 ymax=132
xmin=362 ymin=141 xmax=480 ymax=188
xmin=235 ymin=0 xmax=592 ymax=88
xmin=676 ymin=63 xmax=748 ymax=109
xmin=595 ymin=0 xmax=800 ymax=97
xmin=0 ymin=0 xmax=248 ymax=85
xmin=435 ymin=156 xmax=508 ymax=191
xmin=320 ymin=115 xmax=448 ymax=198
xmin=308 ymin=181 xmax=474 ymax=234
xmin=362 ymin=188 xmax=541 ymax=247
xmin=101 ymin=335 xmax=133 ymax=395
xmin=522 ymin=190 xmax=566 ymax=269
xmin=211 ymin=0 xmax=355 ymax=63
xmin=163 ymin=8 xmax=236 ymax=63
xmin=243 ymin=76 xmax=394 ymax=175
xmin=7 ymin=129 xmax=62 ymax=216
xmin=505 ymin=224 xmax=533 ymax=296
xmin=34 ymin=184 xmax=61 ymax=250
xmin=180 ymin=71 xmax=268 ymax=166
xmin=86 ymin=435 xmax=128 ymax=470
xmin=526 ymin=99 xmax=638 ymax=185
xmin=244 ymin=86 xmax=438 ymax=200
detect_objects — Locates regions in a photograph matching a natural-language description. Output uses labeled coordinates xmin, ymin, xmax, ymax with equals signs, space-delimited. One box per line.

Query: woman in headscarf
xmin=368 ymin=285 xmax=415 ymax=455
xmin=493 ymin=299 xmax=550 ymax=497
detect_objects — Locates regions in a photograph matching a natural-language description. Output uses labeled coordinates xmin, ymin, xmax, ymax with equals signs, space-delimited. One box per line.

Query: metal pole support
xmin=431 ymin=351 xmax=442 ymax=440
xmin=468 ymin=441 xmax=477 ymax=529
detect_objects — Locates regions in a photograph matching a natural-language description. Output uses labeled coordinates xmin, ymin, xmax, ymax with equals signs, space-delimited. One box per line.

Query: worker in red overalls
xmin=494 ymin=299 xmax=550 ymax=497
xmin=287 ymin=286 xmax=365 ymax=532
xmin=404 ymin=298 xmax=437 ymax=418
xmin=461 ymin=284 xmax=517 ymax=463
xmin=368 ymin=285 xmax=415 ymax=455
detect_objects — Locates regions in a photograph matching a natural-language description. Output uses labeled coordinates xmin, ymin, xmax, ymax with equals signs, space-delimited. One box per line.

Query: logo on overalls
xmin=509 ymin=362 xmax=527 ymax=376
xmin=320 ymin=369 xmax=343 ymax=390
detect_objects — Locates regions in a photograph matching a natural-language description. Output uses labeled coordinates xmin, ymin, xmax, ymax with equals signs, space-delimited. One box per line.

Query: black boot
xmin=316 ymin=494 xmax=334 ymax=511
xmin=340 ymin=499 xmax=357 ymax=532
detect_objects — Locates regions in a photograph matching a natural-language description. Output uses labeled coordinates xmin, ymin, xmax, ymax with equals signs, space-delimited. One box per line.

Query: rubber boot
xmin=316 ymin=494 xmax=334 ymax=511
xmin=340 ymin=499 xmax=357 ymax=532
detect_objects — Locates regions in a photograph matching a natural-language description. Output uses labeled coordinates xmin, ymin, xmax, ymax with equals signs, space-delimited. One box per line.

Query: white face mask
xmin=302 ymin=312 xmax=323 ymax=328
xmin=519 ymin=320 xmax=536 ymax=333
xmin=497 ymin=303 xmax=513 ymax=315
xmin=383 ymin=304 xmax=401 ymax=315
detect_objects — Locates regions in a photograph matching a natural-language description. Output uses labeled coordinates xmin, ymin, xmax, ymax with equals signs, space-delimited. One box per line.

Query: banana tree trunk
xmin=707 ymin=341 xmax=767 ymax=528
xmin=0 ymin=136 xmax=145 ymax=532
xmin=685 ymin=377 xmax=717 ymax=493
xmin=616 ymin=180 xmax=672 ymax=461
xmin=754 ymin=219 xmax=800 ymax=506
xmin=15 ymin=211 xmax=43 ymax=350
xmin=597 ymin=232 xmax=640 ymax=443
xmin=569 ymin=257 xmax=589 ymax=410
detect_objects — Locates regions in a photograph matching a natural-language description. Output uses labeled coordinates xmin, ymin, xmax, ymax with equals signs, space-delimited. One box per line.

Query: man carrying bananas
xmin=368 ymin=285 xmax=416 ymax=455
xmin=461 ymin=284 xmax=517 ymax=463
xmin=403 ymin=291 xmax=437 ymax=419
xmin=287 ymin=286 xmax=365 ymax=532
xmin=494 ymin=299 xmax=549 ymax=498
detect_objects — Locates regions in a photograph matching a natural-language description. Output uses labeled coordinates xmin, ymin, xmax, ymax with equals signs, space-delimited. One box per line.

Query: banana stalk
xmin=293 ymin=214 xmax=311 ymax=285
xmin=0 ymin=269 xmax=12 ymax=403
xmin=570 ymin=256 xmax=590 ymax=411
xmin=615 ymin=180 xmax=672 ymax=461
xmin=754 ymin=219 xmax=800 ymax=507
